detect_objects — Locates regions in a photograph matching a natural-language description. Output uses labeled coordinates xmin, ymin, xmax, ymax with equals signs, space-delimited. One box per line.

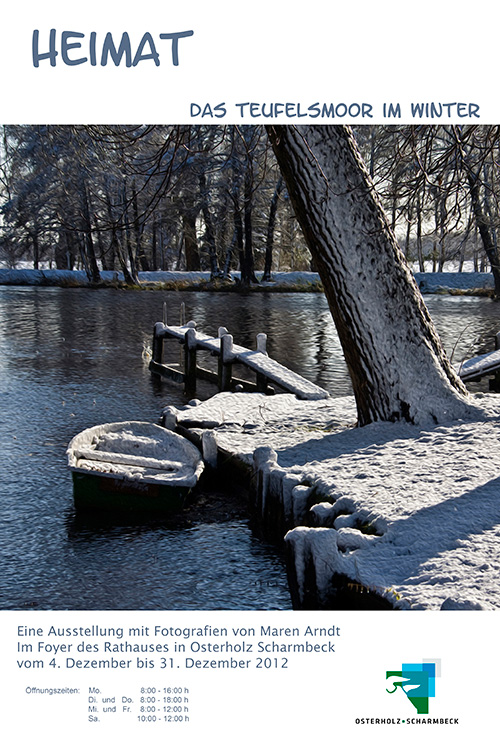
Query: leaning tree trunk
xmin=267 ymin=125 xmax=474 ymax=426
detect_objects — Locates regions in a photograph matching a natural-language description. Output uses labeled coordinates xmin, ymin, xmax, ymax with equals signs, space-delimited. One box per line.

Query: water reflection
xmin=59 ymin=511 xmax=290 ymax=611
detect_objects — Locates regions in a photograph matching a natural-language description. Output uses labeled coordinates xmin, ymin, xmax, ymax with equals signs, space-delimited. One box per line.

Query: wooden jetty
xmin=456 ymin=331 xmax=500 ymax=390
xmin=149 ymin=305 xmax=329 ymax=400
xmin=150 ymin=303 xmax=500 ymax=396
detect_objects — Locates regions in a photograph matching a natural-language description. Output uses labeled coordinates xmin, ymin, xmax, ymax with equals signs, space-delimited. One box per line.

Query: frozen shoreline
xmin=0 ymin=268 xmax=495 ymax=293
xmin=163 ymin=391 xmax=500 ymax=611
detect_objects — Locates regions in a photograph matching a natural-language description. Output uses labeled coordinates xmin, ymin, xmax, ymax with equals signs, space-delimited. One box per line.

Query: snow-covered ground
xmin=0 ymin=267 xmax=495 ymax=292
xmin=164 ymin=391 xmax=500 ymax=610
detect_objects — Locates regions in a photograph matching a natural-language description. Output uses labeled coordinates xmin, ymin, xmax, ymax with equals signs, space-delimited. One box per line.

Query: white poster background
xmin=1 ymin=610 xmax=494 ymax=748
xmin=0 ymin=0 xmax=495 ymax=123
xmin=1 ymin=1 xmax=498 ymax=747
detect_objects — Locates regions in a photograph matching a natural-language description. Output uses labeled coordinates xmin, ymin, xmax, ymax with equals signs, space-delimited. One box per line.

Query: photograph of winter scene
xmin=2 ymin=123 xmax=500 ymax=611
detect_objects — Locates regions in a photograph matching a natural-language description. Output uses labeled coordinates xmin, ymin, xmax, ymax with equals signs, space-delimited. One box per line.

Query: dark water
xmin=1 ymin=287 xmax=499 ymax=610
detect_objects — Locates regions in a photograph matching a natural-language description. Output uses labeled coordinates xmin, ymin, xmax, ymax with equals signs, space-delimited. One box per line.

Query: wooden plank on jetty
xmin=150 ymin=321 xmax=329 ymax=400
xmin=236 ymin=350 xmax=327 ymax=400
xmin=456 ymin=349 xmax=500 ymax=382
xmin=455 ymin=330 xmax=500 ymax=386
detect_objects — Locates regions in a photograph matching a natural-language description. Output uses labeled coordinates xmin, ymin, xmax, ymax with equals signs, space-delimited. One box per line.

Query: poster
xmin=1 ymin=2 xmax=498 ymax=748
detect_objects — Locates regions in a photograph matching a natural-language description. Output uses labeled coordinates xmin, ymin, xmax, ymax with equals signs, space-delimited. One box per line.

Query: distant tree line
xmin=1 ymin=124 xmax=499 ymax=287
xmin=0 ymin=125 xmax=304 ymax=285
xmin=354 ymin=126 xmax=500 ymax=282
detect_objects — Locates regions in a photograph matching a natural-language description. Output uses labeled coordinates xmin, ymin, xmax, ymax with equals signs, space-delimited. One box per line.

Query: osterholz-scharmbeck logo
xmin=355 ymin=658 xmax=459 ymax=726
xmin=386 ymin=659 xmax=438 ymax=714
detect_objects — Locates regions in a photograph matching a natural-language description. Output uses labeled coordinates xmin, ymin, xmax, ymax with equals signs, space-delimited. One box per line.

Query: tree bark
xmin=416 ymin=195 xmax=425 ymax=272
xmin=263 ymin=176 xmax=283 ymax=281
xmin=151 ymin=216 xmax=158 ymax=271
xmin=182 ymin=212 xmax=200 ymax=271
xmin=80 ymin=187 xmax=101 ymax=284
xmin=31 ymin=232 xmax=40 ymax=270
xmin=267 ymin=125 xmax=473 ymax=426
xmin=241 ymin=166 xmax=257 ymax=285
xmin=467 ymin=168 xmax=500 ymax=297
xmin=121 ymin=182 xmax=140 ymax=285
xmin=132 ymin=182 xmax=150 ymax=272
xmin=199 ymin=171 xmax=220 ymax=278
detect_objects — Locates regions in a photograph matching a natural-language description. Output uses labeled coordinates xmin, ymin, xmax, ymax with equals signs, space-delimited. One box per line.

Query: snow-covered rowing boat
xmin=67 ymin=421 xmax=204 ymax=513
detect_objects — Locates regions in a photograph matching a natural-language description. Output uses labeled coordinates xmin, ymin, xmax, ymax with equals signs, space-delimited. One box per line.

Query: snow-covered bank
xmin=414 ymin=272 xmax=494 ymax=293
xmin=0 ymin=268 xmax=322 ymax=289
xmin=163 ymin=391 xmax=500 ymax=610
xmin=0 ymin=268 xmax=209 ymax=287
xmin=0 ymin=268 xmax=495 ymax=293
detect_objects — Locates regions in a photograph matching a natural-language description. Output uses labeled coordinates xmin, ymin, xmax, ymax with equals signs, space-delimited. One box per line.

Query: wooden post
xmin=184 ymin=326 xmax=198 ymax=394
xmin=202 ymin=430 xmax=218 ymax=469
xmin=162 ymin=302 xmax=167 ymax=325
xmin=256 ymin=332 xmax=268 ymax=392
xmin=490 ymin=331 xmax=500 ymax=391
xmin=218 ymin=334 xmax=234 ymax=391
xmin=256 ymin=332 xmax=268 ymax=354
xmin=152 ymin=324 xmax=163 ymax=364
xmin=180 ymin=302 xmax=186 ymax=326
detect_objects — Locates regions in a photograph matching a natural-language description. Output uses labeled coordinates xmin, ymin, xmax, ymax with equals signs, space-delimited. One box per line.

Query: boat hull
xmin=71 ymin=470 xmax=192 ymax=514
